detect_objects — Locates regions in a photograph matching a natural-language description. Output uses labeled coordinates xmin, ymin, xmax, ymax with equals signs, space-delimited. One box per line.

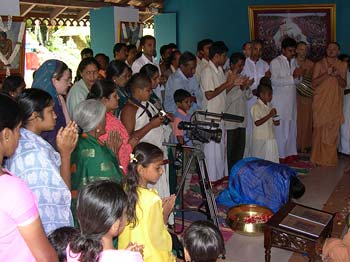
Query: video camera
xmin=178 ymin=111 xmax=244 ymax=143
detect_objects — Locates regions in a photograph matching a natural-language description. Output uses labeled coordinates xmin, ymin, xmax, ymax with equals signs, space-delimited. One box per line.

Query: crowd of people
xmin=0 ymin=32 xmax=349 ymax=261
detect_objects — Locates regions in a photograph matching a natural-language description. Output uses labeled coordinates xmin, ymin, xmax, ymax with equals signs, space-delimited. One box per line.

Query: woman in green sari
xmin=70 ymin=99 xmax=123 ymax=225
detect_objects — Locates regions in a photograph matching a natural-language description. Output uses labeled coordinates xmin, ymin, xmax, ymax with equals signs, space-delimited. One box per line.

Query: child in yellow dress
xmin=118 ymin=142 xmax=176 ymax=262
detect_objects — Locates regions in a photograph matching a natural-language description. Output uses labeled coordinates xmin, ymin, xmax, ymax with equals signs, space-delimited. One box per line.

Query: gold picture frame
xmin=248 ymin=4 xmax=336 ymax=61
xmin=0 ymin=16 xmax=25 ymax=77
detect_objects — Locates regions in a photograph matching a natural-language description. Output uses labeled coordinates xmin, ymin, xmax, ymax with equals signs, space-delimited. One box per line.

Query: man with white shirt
xmin=225 ymin=52 xmax=252 ymax=171
xmin=131 ymin=35 xmax=159 ymax=74
xmin=242 ymin=40 xmax=270 ymax=157
xmin=131 ymin=35 xmax=164 ymax=102
xmin=242 ymin=41 xmax=252 ymax=58
xmin=270 ymin=37 xmax=300 ymax=163
xmin=164 ymin=51 xmax=203 ymax=115
xmin=200 ymin=41 xmax=235 ymax=182
xmin=195 ymin=39 xmax=213 ymax=82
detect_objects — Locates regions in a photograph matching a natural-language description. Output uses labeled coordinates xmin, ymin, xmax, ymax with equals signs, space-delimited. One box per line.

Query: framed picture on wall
xmin=0 ymin=16 xmax=26 ymax=77
xmin=118 ymin=21 xmax=144 ymax=48
xmin=248 ymin=4 xmax=336 ymax=62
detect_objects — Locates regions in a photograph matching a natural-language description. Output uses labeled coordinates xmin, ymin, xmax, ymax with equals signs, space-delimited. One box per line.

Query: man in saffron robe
xmin=295 ymin=41 xmax=314 ymax=152
xmin=311 ymin=42 xmax=347 ymax=166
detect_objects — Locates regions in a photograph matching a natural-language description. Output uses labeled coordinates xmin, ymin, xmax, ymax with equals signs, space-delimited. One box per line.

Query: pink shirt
xmin=0 ymin=171 xmax=39 ymax=262
xmin=67 ymin=246 xmax=143 ymax=262
xmin=99 ymin=112 xmax=132 ymax=174
xmin=172 ymin=108 xmax=187 ymax=138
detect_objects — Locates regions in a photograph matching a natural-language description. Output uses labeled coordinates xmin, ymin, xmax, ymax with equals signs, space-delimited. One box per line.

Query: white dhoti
xmin=244 ymin=96 xmax=257 ymax=157
xmin=203 ymin=123 xmax=228 ymax=182
xmin=274 ymin=119 xmax=297 ymax=158
xmin=252 ymin=138 xmax=279 ymax=163
xmin=339 ymin=92 xmax=350 ymax=154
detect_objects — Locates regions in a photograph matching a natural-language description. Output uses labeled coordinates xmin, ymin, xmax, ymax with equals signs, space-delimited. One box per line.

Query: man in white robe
xmin=270 ymin=37 xmax=302 ymax=162
xmin=241 ymin=40 xmax=270 ymax=157
xmin=195 ymin=39 xmax=213 ymax=83
xmin=200 ymin=41 xmax=236 ymax=182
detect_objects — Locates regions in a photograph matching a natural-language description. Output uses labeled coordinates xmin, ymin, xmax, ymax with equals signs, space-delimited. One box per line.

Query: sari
xmin=70 ymin=133 xmax=123 ymax=225
xmin=5 ymin=128 xmax=73 ymax=234
xmin=32 ymin=59 xmax=69 ymax=150
xmin=116 ymin=87 xmax=130 ymax=117
xmin=216 ymin=158 xmax=297 ymax=213
xmin=99 ymin=112 xmax=132 ymax=174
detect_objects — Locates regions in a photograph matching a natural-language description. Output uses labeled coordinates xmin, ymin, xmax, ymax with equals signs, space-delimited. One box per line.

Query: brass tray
xmin=227 ymin=204 xmax=273 ymax=236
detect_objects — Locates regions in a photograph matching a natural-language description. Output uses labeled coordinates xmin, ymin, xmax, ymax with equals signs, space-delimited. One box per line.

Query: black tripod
xmin=166 ymin=143 xmax=220 ymax=233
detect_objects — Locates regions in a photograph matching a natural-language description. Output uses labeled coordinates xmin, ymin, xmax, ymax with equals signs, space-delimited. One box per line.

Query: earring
xmin=96 ymin=129 xmax=100 ymax=133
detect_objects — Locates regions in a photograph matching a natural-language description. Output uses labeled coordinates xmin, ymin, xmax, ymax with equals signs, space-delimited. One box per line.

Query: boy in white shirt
xmin=251 ymin=77 xmax=279 ymax=163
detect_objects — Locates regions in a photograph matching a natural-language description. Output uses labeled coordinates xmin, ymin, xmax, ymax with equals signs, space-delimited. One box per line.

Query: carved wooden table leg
xmin=264 ymin=226 xmax=272 ymax=262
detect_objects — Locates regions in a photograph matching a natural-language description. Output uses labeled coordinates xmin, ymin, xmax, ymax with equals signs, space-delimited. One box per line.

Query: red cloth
xmin=99 ymin=112 xmax=132 ymax=174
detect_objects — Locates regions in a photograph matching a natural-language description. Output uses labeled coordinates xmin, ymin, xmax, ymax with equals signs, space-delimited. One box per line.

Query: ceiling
xmin=19 ymin=0 xmax=163 ymax=26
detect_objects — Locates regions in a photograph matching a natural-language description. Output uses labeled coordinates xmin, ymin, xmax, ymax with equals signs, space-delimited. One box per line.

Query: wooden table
xmin=264 ymin=202 xmax=334 ymax=262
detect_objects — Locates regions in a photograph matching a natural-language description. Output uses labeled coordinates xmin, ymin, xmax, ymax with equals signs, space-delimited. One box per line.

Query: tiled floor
xmin=224 ymin=156 xmax=349 ymax=262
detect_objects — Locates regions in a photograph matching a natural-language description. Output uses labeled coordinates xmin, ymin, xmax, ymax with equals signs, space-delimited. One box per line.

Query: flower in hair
xmin=130 ymin=153 xmax=138 ymax=163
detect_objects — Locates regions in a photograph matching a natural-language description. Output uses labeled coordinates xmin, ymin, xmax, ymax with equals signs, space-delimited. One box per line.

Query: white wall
xmin=114 ymin=6 xmax=139 ymax=43
xmin=0 ymin=0 xmax=20 ymax=16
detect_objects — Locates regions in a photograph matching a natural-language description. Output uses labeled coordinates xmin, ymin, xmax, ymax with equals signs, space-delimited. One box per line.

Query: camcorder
xmin=152 ymin=110 xmax=171 ymax=125
xmin=177 ymin=111 xmax=244 ymax=143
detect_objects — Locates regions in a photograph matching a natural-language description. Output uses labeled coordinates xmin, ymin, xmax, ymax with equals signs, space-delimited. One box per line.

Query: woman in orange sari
xmin=311 ymin=42 xmax=347 ymax=166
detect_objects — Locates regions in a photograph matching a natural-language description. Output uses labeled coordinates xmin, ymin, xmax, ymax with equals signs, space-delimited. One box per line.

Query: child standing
xmin=67 ymin=180 xmax=143 ymax=262
xmin=172 ymin=89 xmax=192 ymax=146
xmin=251 ymin=77 xmax=279 ymax=163
xmin=119 ymin=142 xmax=176 ymax=262
xmin=183 ymin=220 xmax=225 ymax=262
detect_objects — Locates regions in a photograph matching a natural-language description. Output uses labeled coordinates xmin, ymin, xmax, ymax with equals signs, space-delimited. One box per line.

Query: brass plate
xmin=227 ymin=204 xmax=273 ymax=236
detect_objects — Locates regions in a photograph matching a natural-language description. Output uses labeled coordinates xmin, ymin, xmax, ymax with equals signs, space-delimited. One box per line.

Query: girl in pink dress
xmin=67 ymin=180 xmax=143 ymax=262
xmin=0 ymin=94 xmax=58 ymax=261
xmin=87 ymin=80 xmax=138 ymax=174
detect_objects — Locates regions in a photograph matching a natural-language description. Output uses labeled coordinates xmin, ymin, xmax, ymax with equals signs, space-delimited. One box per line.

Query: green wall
xmin=90 ymin=7 xmax=115 ymax=60
xmin=164 ymin=0 xmax=350 ymax=54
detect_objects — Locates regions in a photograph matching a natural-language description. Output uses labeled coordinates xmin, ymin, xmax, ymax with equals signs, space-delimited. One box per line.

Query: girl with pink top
xmin=67 ymin=180 xmax=143 ymax=262
xmin=0 ymin=94 xmax=58 ymax=262
xmin=87 ymin=80 xmax=139 ymax=173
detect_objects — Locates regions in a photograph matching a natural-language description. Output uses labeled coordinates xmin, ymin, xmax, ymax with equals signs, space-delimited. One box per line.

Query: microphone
xmin=195 ymin=111 xmax=244 ymax=123
xmin=178 ymin=121 xmax=220 ymax=130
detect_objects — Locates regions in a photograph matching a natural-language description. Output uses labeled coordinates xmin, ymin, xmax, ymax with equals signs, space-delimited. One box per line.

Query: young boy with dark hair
xmin=172 ymin=89 xmax=192 ymax=146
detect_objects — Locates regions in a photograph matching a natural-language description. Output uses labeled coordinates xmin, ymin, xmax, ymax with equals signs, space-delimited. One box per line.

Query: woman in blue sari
xmin=32 ymin=59 xmax=72 ymax=150
xmin=217 ymin=158 xmax=304 ymax=213
xmin=5 ymin=88 xmax=78 ymax=234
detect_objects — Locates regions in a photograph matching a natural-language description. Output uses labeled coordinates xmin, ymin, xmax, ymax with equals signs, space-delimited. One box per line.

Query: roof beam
xmin=50 ymin=7 xmax=67 ymax=20
xmin=76 ymin=9 xmax=90 ymax=21
xmin=116 ymin=0 xmax=130 ymax=5
xmin=142 ymin=0 xmax=157 ymax=7
xmin=20 ymin=0 xmax=113 ymax=9
xmin=20 ymin=3 xmax=36 ymax=16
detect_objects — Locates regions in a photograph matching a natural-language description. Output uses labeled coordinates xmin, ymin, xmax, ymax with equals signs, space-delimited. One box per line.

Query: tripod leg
xmin=197 ymin=155 xmax=220 ymax=228
xmin=174 ymin=153 xmax=195 ymax=234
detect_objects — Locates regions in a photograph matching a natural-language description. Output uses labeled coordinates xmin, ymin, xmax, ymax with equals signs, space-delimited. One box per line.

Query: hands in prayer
xmin=105 ymin=130 xmax=122 ymax=155
xmin=126 ymin=242 xmax=144 ymax=257
xmin=162 ymin=194 xmax=176 ymax=224
xmin=269 ymin=108 xmax=277 ymax=118
xmin=56 ymin=121 xmax=78 ymax=156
